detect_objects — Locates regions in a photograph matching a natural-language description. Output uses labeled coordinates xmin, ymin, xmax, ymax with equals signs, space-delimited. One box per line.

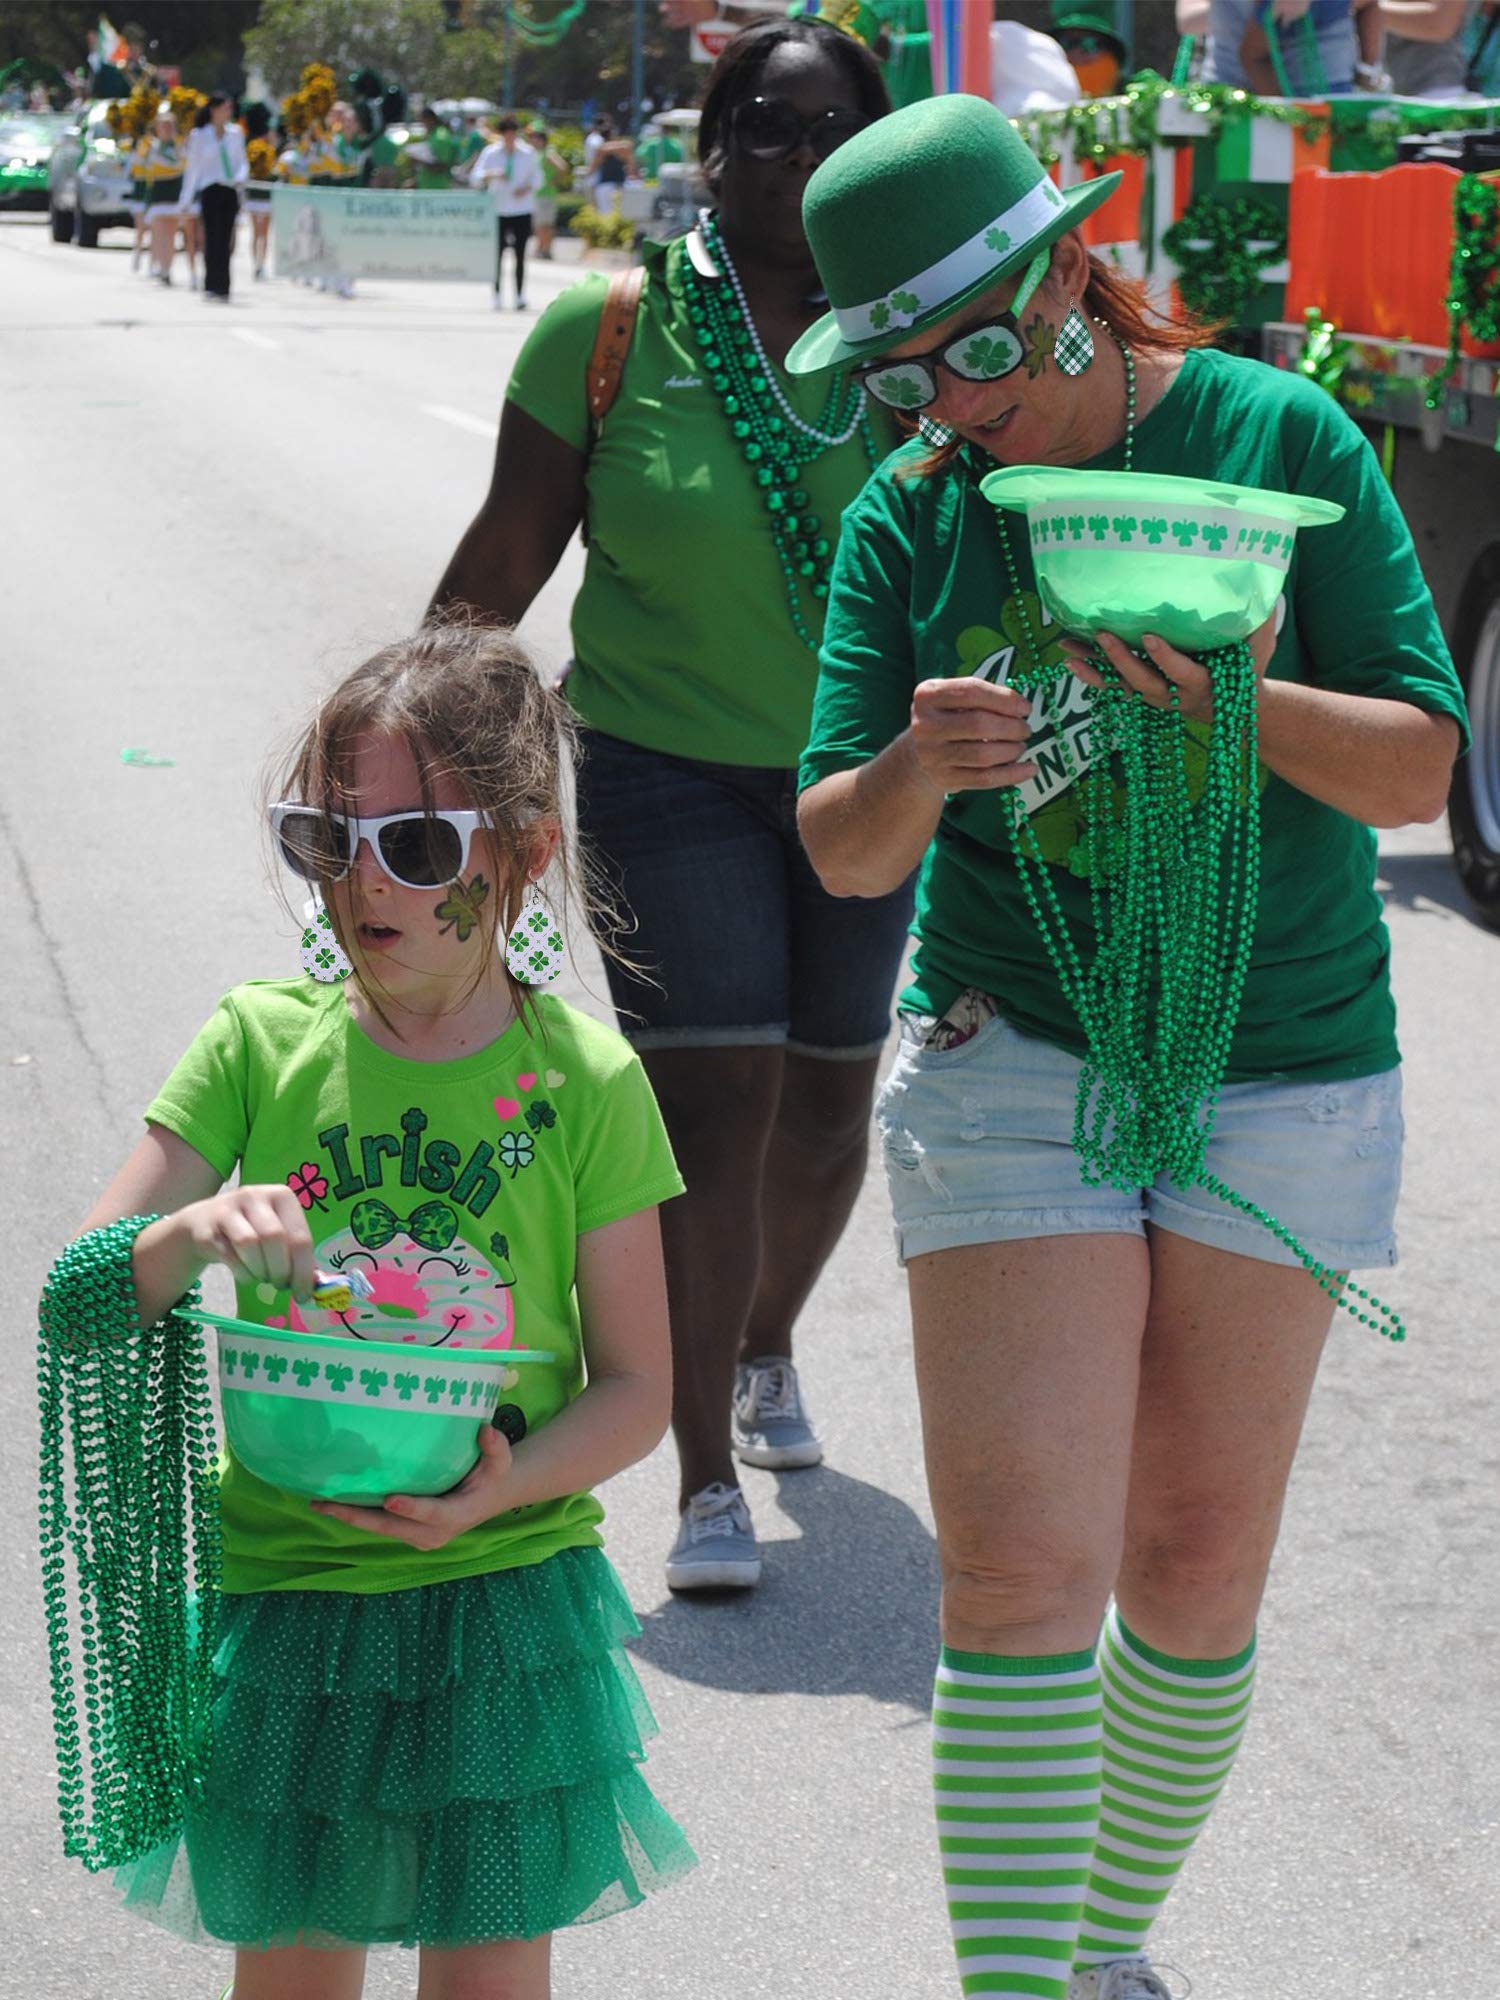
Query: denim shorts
xmin=574 ymin=727 xmax=915 ymax=1057
xmin=875 ymin=1011 xmax=1404 ymax=1270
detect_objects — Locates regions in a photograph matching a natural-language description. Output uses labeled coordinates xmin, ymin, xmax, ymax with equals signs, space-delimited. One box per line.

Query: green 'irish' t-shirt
xmin=505 ymin=233 xmax=894 ymax=768
xmin=800 ymin=347 xmax=1469 ymax=1083
xmin=147 ymin=981 xmax=683 ymax=1594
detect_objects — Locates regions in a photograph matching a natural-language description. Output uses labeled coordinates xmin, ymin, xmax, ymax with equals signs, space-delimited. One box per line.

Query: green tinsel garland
xmin=1162 ymin=194 xmax=1287 ymax=324
xmin=504 ymin=0 xmax=586 ymax=48
xmin=1296 ymin=304 xmax=1351 ymax=400
xmin=1424 ymin=170 xmax=1500 ymax=416
xmin=1013 ymin=71 xmax=1500 ymax=172
xmin=37 ymin=1218 xmax=221 ymax=1871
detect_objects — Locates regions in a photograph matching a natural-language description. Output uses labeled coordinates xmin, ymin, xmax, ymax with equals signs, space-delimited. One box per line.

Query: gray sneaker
xmin=1070 ymin=1960 xmax=1190 ymax=2000
xmin=733 ymin=1357 xmax=823 ymax=1470
xmin=665 ymin=1481 xmax=762 ymax=1591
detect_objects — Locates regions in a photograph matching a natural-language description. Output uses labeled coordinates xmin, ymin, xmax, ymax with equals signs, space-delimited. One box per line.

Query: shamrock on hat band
xmin=785 ymin=96 xmax=1122 ymax=378
xmin=832 ymin=178 xmax=1065 ymax=346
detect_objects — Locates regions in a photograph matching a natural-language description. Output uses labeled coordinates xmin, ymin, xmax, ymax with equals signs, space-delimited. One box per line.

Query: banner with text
xmin=271 ymin=186 xmax=494 ymax=283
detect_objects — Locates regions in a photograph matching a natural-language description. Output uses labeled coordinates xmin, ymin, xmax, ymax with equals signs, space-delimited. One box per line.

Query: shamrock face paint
xmin=433 ymin=872 xmax=490 ymax=942
xmin=1021 ymin=313 xmax=1057 ymax=380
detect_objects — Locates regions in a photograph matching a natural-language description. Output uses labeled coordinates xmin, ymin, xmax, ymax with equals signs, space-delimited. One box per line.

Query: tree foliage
xmin=0 ymin=0 xmax=253 ymax=90
xmin=244 ymin=0 xmax=450 ymax=96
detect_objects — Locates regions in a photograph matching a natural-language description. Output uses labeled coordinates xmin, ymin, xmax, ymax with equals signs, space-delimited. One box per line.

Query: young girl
xmin=243 ymin=131 xmax=277 ymax=280
xmin=54 ymin=621 xmax=695 ymax=1997
xmin=126 ymin=126 xmax=150 ymax=272
xmin=141 ymin=106 xmax=184 ymax=285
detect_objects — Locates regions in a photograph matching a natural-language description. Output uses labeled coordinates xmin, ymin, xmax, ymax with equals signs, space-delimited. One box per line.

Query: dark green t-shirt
xmin=506 ymin=235 xmax=894 ymax=768
xmin=800 ymin=348 xmax=1468 ymax=1083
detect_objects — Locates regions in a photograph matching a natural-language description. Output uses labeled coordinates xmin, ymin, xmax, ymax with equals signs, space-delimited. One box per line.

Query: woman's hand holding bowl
xmin=907 ymin=676 xmax=1037 ymax=796
xmin=1062 ymin=608 xmax=1278 ymax=722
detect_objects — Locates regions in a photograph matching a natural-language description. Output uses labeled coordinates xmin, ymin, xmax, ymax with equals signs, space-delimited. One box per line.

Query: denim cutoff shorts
xmin=875 ymin=1011 xmax=1404 ymax=1270
xmin=574 ymin=727 xmax=915 ymax=1057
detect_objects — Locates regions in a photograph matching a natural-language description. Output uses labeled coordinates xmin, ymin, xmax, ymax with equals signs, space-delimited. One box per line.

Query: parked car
xmin=47 ymin=101 xmax=133 ymax=245
xmin=0 ymin=112 xmax=66 ymax=210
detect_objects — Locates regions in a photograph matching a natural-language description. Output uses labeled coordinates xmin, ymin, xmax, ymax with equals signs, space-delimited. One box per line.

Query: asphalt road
xmin=3 ymin=211 xmax=1497 ymax=2000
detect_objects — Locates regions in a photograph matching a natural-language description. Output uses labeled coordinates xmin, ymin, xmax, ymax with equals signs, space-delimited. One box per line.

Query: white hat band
xmin=831 ymin=176 xmax=1068 ymax=345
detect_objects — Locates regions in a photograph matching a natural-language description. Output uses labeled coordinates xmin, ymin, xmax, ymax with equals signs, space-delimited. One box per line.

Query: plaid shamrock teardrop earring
xmin=1055 ymin=304 xmax=1095 ymax=377
xmin=504 ymin=898 xmax=566 ymax=986
xmin=917 ymin=415 xmax=957 ymax=447
xmin=299 ymin=904 xmax=352 ymax=983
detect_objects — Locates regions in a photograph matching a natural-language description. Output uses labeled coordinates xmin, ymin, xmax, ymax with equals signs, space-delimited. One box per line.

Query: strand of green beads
xmin=684 ymin=263 xmax=853 ymax=640
xmin=37 ymin=1217 xmax=220 ymax=1870
xmin=990 ymin=589 xmax=1405 ymax=1339
xmin=681 ymin=218 xmax=875 ymax=649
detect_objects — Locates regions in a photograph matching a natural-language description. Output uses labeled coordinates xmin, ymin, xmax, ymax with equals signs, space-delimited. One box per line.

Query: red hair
xmin=899 ymin=250 xmax=1219 ymax=477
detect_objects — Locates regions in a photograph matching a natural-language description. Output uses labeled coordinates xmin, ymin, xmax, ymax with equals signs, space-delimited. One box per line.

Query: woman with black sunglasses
xmin=431 ymin=18 xmax=907 ymax=1597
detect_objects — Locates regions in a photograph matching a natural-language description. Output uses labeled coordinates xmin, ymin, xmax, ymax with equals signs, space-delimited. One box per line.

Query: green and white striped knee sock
xmin=1075 ymin=1607 xmax=1258 ymax=1968
xmin=934 ymin=1646 xmax=1103 ymax=1997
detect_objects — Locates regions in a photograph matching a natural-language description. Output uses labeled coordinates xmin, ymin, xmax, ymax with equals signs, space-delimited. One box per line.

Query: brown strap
xmin=586 ymin=263 xmax=646 ymax=429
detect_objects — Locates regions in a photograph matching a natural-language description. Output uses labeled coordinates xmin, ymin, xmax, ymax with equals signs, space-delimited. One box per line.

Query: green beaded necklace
xmin=993 ymin=332 xmax=1404 ymax=1342
xmin=681 ymin=212 xmax=879 ymax=650
xmin=37 ymin=1217 xmax=222 ymax=1870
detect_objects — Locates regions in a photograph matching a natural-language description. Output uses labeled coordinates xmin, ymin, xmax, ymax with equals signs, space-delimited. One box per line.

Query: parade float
xmin=1006 ymin=73 xmax=1500 ymax=927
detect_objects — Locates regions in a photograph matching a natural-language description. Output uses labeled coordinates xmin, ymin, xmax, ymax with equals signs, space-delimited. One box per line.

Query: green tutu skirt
xmin=115 ymin=1546 xmax=695 ymax=1949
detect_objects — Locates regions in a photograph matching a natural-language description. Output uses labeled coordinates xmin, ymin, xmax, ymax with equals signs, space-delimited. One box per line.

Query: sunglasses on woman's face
xmin=729 ymin=96 xmax=866 ymax=164
xmin=857 ymin=247 xmax=1051 ymax=412
xmin=270 ymin=804 xmax=493 ymax=891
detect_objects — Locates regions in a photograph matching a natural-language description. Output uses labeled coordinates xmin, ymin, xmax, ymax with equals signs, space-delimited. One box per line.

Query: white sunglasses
xmin=270 ymin=804 xmax=493 ymax=890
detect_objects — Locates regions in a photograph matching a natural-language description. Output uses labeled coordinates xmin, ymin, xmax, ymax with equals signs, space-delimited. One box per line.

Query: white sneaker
xmin=491 ymin=289 xmax=504 ymax=311
xmin=665 ymin=1482 xmax=761 ymax=1591
xmin=1070 ymin=1960 xmax=1189 ymax=2000
xmin=733 ymin=1357 xmax=823 ymax=1469
xmin=515 ymin=294 xmax=528 ymax=310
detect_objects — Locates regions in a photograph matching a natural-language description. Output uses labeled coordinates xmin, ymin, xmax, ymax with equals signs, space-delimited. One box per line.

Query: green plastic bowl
xmin=202 ymin=1319 xmax=545 ymax=1502
xmin=978 ymin=468 xmax=1345 ymax=651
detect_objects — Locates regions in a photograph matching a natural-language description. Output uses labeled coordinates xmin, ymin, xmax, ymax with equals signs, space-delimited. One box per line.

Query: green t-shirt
xmin=505 ymin=234 xmax=895 ymax=768
xmin=800 ymin=347 xmax=1469 ymax=1083
xmin=147 ymin=980 xmax=683 ymax=1594
xmin=636 ymin=132 xmax=683 ymax=181
xmin=413 ymin=122 xmax=457 ymax=189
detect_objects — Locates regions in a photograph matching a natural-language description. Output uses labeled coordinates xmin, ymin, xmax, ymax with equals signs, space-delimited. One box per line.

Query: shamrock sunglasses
xmin=856 ymin=245 xmax=1051 ymax=412
xmin=270 ymin=804 xmax=494 ymax=890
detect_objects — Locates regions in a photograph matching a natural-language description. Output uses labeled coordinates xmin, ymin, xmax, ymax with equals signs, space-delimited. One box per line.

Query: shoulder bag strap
xmin=586 ymin=262 xmax=646 ymax=434
xmin=580 ymin=261 xmax=645 ymax=549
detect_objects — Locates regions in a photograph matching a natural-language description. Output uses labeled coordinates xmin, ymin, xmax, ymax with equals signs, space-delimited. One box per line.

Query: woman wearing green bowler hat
xmin=431 ymin=19 xmax=908 ymax=1597
xmin=794 ymin=94 xmax=1466 ymax=2000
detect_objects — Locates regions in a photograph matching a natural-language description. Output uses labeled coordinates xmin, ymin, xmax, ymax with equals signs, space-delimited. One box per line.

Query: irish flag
xmin=96 ymin=16 xmax=125 ymax=64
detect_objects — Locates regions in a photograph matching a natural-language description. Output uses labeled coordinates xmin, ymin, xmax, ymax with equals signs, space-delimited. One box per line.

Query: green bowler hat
xmin=786 ymin=94 xmax=1122 ymax=377
xmin=1052 ymin=1 xmax=1128 ymax=63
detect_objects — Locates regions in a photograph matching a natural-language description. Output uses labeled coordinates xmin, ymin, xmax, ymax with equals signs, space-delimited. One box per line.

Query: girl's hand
xmin=310 ymin=1422 xmax=515 ymax=1549
xmin=1062 ymin=609 xmax=1278 ymax=722
xmin=906 ymin=675 xmax=1037 ymax=794
xmin=180 ymin=1183 xmax=319 ymax=1298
